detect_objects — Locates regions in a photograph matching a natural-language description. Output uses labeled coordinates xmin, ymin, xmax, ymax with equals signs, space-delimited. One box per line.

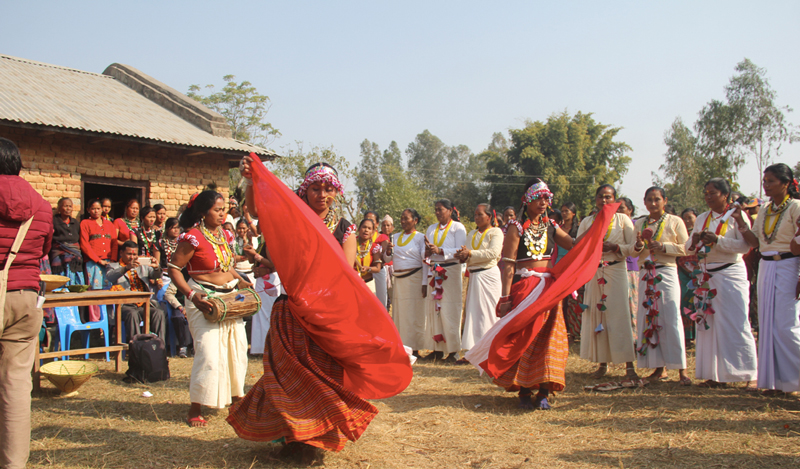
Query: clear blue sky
xmin=2 ymin=1 xmax=798 ymax=211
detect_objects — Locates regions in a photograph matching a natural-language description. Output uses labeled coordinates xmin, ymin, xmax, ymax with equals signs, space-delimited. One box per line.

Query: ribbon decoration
xmin=636 ymin=259 xmax=663 ymax=356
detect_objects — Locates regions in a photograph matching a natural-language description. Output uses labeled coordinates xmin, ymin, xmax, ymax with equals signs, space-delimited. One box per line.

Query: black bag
xmin=125 ymin=334 xmax=170 ymax=383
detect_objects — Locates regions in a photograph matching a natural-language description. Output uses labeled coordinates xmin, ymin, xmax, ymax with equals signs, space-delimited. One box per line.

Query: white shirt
xmin=392 ymin=231 xmax=427 ymax=284
xmin=423 ymin=220 xmax=467 ymax=280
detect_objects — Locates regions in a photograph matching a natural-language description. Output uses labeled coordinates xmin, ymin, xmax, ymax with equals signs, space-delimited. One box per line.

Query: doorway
xmin=82 ymin=177 xmax=149 ymax=220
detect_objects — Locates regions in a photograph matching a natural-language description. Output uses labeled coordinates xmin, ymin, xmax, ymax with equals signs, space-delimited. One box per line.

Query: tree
xmin=494 ymin=111 xmax=632 ymax=216
xmin=188 ymin=75 xmax=280 ymax=148
xmin=267 ymin=142 xmax=360 ymax=222
xmin=696 ymin=59 xmax=796 ymax=196
xmin=653 ymin=118 xmax=705 ymax=212
xmin=406 ymin=130 xmax=450 ymax=196
xmin=355 ymin=139 xmax=383 ymax=213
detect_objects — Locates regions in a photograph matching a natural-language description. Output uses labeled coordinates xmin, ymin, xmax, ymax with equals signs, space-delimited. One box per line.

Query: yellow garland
xmin=433 ymin=220 xmax=453 ymax=247
xmin=471 ymin=229 xmax=489 ymax=250
xmin=763 ymin=194 xmax=789 ymax=238
xmin=397 ymin=231 xmax=416 ymax=246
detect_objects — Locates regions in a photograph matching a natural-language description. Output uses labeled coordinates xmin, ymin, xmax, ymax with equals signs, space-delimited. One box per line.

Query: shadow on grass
xmin=557 ymin=446 xmax=800 ymax=468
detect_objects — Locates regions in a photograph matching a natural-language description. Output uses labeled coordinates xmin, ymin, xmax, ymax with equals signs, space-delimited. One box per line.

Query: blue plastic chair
xmin=54 ymin=305 xmax=110 ymax=361
xmin=156 ymin=283 xmax=178 ymax=357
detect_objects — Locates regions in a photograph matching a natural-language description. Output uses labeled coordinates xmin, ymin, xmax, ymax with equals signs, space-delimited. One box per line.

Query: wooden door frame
xmin=81 ymin=176 xmax=150 ymax=209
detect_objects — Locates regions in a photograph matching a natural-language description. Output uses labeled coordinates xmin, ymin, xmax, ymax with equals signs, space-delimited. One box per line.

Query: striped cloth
xmin=492 ymin=275 xmax=569 ymax=393
xmin=226 ymin=297 xmax=378 ymax=451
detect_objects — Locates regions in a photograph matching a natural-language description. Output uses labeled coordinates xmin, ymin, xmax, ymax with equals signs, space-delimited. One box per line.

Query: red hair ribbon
xmin=492 ymin=209 xmax=497 ymax=227
xmin=793 ymin=178 xmax=798 ymax=191
xmin=187 ymin=192 xmax=199 ymax=209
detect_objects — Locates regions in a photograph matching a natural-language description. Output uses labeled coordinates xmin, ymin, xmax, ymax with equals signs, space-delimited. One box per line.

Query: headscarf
xmin=523 ymin=181 xmax=553 ymax=204
xmin=297 ymin=163 xmax=344 ymax=198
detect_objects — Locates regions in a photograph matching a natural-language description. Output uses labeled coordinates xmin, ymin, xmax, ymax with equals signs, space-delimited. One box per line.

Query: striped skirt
xmin=226 ymin=296 xmax=378 ymax=452
xmin=492 ymin=274 xmax=569 ymax=393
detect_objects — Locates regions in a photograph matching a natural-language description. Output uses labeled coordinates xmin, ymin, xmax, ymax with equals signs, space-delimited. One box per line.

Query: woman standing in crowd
xmin=356 ymin=218 xmax=384 ymax=293
xmin=501 ymin=206 xmax=517 ymax=234
xmin=424 ymin=199 xmax=467 ymax=361
xmin=736 ymin=163 xmax=800 ymax=394
xmin=132 ymin=206 xmax=161 ymax=262
xmin=688 ymin=178 xmax=757 ymax=389
xmin=168 ymin=191 xmax=252 ymax=427
xmin=114 ymin=198 xmax=140 ymax=248
xmin=157 ymin=217 xmax=192 ymax=359
xmin=153 ymin=204 xmax=168 ymax=233
xmin=233 ymin=219 xmax=257 ymax=286
xmin=379 ymin=215 xmax=394 ymax=308
xmin=457 ymin=203 xmax=503 ymax=361
xmin=80 ymin=199 xmax=118 ymax=291
xmin=101 ymin=198 xmax=113 ymax=221
xmin=231 ymin=160 xmax=398 ymax=463
xmin=633 ymin=187 xmax=690 ymax=384
xmin=579 ymin=185 xmax=639 ymax=380
xmin=617 ymin=197 xmax=639 ymax=337
xmin=557 ymin=201 xmax=582 ymax=341
xmin=466 ymin=178 xmax=610 ymax=410
xmin=678 ymin=208 xmax=699 ymax=344
xmin=389 ymin=208 xmax=429 ymax=357
xmin=50 ymin=197 xmax=84 ymax=286
xmin=364 ymin=211 xmax=390 ymax=306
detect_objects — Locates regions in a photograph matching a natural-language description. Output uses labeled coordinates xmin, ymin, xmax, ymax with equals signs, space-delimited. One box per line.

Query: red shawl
xmin=481 ymin=202 xmax=619 ymax=378
xmin=249 ymin=154 xmax=412 ymax=399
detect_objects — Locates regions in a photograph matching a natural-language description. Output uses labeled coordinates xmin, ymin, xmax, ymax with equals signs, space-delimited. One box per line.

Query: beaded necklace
xmin=123 ymin=217 xmax=139 ymax=232
xmin=397 ymin=231 xmax=416 ymax=246
xmin=762 ymin=194 xmax=790 ymax=244
xmin=357 ymin=236 xmax=374 ymax=275
xmin=199 ymin=221 xmax=234 ymax=272
xmin=700 ymin=207 xmax=729 ymax=248
xmin=162 ymin=237 xmax=178 ymax=263
xmin=523 ymin=217 xmax=548 ymax=260
xmin=322 ymin=209 xmax=337 ymax=234
xmin=433 ymin=220 xmax=453 ymax=247
xmin=139 ymin=227 xmax=157 ymax=256
xmin=642 ymin=212 xmax=667 ymax=242
xmin=471 ymin=228 xmax=489 ymax=250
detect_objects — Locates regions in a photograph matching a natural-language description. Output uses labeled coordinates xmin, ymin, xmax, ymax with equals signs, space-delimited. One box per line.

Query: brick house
xmin=0 ymin=54 xmax=276 ymax=217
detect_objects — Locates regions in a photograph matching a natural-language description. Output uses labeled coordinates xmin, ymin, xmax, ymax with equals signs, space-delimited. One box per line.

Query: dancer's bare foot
xmin=589 ymin=364 xmax=608 ymax=379
xmin=518 ymin=393 xmax=534 ymax=410
xmin=187 ymin=403 xmax=207 ymax=427
xmin=279 ymin=442 xmax=324 ymax=466
xmin=646 ymin=367 xmax=668 ymax=381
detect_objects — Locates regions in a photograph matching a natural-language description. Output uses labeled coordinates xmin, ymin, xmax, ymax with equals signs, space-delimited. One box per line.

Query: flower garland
xmin=636 ymin=259 xmax=663 ymax=356
xmin=397 ymin=231 xmax=416 ymax=246
xmin=471 ymin=229 xmax=488 ymax=250
xmin=199 ymin=221 xmax=234 ymax=272
xmin=428 ymin=263 xmax=449 ymax=341
xmin=433 ymin=220 xmax=453 ymax=246
xmin=685 ymin=211 xmax=729 ymax=330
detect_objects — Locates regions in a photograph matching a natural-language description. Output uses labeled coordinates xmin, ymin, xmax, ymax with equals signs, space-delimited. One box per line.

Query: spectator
xmin=100 ymin=197 xmax=113 ymax=221
xmin=678 ymin=208 xmax=699 ymax=345
xmin=153 ymin=204 xmax=168 ymax=233
xmin=114 ymin=198 xmax=140 ymax=247
xmin=80 ymin=199 xmax=118 ymax=292
xmin=107 ymin=241 xmax=166 ymax=342
xmin=157 ymin=217 xmax=192 ymax=358
xmin=0 ymin=137 xmax=53 ymax=469
xmin=50 ymin=197 xmax=84 ymax=286
xmin=131 ymin=206 xmax=161 ymax=261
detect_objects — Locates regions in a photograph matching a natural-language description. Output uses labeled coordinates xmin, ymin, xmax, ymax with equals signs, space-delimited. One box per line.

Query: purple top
xmin=626 ymin=256 xmax=639 ymax=272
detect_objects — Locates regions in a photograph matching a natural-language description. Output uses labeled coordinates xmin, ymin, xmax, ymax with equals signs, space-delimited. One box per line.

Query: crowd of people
xmin=1 ymin=131 xmax=799 ymax=467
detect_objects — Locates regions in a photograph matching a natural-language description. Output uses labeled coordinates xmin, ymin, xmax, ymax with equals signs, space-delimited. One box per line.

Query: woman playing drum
xmin=168 ymin=191 xmax=252 ymax=427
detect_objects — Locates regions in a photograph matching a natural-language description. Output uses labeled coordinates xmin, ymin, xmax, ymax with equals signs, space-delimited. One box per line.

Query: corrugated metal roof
xmin=0 ymin=54 xmax=276 ymax=157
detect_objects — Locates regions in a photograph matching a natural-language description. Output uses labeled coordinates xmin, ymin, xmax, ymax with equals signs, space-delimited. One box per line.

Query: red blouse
xmin=178 ymin=227 xmax=235 ymax=275
xmin=114 ymin=218 xmax=136 ymax=243
xmin=80 ymin=218 xmax=118 ymax=262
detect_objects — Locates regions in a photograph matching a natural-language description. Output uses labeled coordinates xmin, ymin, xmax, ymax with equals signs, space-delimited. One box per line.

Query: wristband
xmin=499 ymin=295 xmax=511 ymax=304
xmin=187 ymin=290 xmax=196 ymax=301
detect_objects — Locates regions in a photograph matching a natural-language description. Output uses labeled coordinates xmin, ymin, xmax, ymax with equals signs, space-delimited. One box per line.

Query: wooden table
xmin=33 ymin=290 xmax=153 ymax=391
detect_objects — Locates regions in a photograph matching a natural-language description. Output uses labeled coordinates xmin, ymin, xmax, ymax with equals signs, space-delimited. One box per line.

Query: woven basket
xmin=40 ymin=274 xmax=69 ymax=292
xmin=40 ymin=360 xmax=99 ymax=394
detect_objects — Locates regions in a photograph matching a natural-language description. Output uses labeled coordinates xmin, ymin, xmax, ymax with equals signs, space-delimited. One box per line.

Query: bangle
xmin=187 ymin=290 xmax=196 ymax=301
xmin=501 ymin=257 xmax=517 ymax=263
xmin=167 ymin=262 xmax=183 ymax=270
xmin=499 ymin=295 xmax=511 ymax=303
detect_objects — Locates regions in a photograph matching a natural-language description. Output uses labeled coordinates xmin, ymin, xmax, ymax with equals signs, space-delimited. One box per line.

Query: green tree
xmin=406 ymin=130 xmax=449 ymax=196
xmin=696 ymin=59 xmax=796 ymax=196
xmin=355 ymin=139 xmax=383 ymax=213
xmin=495 ymin=111 xmax=632 ymax=216
xmin=653 ymin=118 xmax=705 ymax=212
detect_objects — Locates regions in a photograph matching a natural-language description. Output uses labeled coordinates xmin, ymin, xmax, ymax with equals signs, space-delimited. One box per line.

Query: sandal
xmin=186 ymin=416 xmax=208 ymax=427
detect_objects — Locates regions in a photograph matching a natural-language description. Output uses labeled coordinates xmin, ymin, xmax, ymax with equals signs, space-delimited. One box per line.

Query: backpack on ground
xmin=125 ymin=333 xmax=170 ymax=383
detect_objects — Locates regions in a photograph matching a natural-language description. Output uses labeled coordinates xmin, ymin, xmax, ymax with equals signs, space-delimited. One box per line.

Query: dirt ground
xmin=29 ymin=343 xmax=800 ymax=469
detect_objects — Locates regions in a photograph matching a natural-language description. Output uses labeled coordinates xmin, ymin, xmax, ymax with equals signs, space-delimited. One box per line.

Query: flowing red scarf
xmin=248 ymin=153 xmax=412 ymax=399
xmin=481 ymin=202 xmax=618 ymax=378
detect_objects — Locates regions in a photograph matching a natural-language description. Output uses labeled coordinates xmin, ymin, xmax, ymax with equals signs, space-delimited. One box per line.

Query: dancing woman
xmin=457 ymin=203 xmax=503 ymax=355
xmin=228 ymin=158 xmax=410 ymax=463
xmin=687 ymin=178 xmax=757 ymax=388
xmin=736 ymin=163 xmax=800 ymax=394
xmin=423 ymin=199 xmax=467 ymax=360
xmin=578 ymin=185 xmax=639 ymax=380
xmin=388 ymin=208 xmax=429 ymax=356
xmin=633 ymin=187 xmax=690 ymax=384
xmin=168 ymin=191 xmax=252 ymax=427
xmin=466 ymin=179 xmax=613 ymax=410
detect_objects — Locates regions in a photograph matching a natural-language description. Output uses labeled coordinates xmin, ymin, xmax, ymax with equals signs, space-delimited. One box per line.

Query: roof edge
xmin=103 ymin=63 xmax=233 ymax=138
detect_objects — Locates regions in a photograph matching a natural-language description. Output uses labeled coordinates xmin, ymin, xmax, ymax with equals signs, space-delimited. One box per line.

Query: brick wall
xmin=0 ymin=125 xmax=231 ymax=214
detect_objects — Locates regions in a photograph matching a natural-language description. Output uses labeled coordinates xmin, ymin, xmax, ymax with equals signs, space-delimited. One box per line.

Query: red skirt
xmin=493 ymin=274 xmax=569 ymax=392
xmin=226 ymin=297 xmax=378 ymax=452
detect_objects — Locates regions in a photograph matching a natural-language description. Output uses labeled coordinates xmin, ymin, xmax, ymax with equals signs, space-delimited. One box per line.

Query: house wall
xmin=0 ymin=125 xmax=230 ymax=214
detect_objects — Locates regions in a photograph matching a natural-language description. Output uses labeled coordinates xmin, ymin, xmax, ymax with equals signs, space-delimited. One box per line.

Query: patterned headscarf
xmin=297 ymin=164 xmax=344 ymax=198
xmin=523 ymin=181 xmax=553 ymax=204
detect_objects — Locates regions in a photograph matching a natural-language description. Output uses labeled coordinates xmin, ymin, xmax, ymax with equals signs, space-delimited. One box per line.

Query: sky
xmin=2 ymin=1 xmax=798 ymax=208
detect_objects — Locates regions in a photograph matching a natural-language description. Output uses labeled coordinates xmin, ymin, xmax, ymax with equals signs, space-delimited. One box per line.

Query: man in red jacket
xmin=0 ymin=137 xmax=53 ymax=469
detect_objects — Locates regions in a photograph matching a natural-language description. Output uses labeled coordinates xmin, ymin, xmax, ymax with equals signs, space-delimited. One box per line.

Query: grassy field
xmin=30 ymin=344 xmax=800 ymax=468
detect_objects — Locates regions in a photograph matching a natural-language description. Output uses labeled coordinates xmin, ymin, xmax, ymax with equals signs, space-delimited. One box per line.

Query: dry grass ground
xmin=30 ymin=343 xmax=800 ymax=469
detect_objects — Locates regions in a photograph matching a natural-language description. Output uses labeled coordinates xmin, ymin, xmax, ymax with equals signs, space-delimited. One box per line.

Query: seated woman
xmin=167 ymin=191 xmax=252 ymax=427
xmin=50 ymin=197 xmax=84 ymax=286
xmin=356 ymin=218 xmax=384 ymax=294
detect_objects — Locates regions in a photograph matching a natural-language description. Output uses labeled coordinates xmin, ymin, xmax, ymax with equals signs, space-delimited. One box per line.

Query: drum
xmin=203 ymin=288 xmax=262 ymax=323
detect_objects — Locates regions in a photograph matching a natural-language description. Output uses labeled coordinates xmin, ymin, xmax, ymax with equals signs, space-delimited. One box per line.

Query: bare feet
xmin=589 ymin=364 xmax=608 ymax=379
xmin=646 ymin=367 xmax=668 ymax=381
xmin=625 ymin=363 xmax=639 ymax=379
xmin=187 ymin=403 xmax=206 ymax=427
xmin=518 ymin=393 xmax=534 ymax=410
xmin=278 ymin=442 xmax=324 ymax=466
